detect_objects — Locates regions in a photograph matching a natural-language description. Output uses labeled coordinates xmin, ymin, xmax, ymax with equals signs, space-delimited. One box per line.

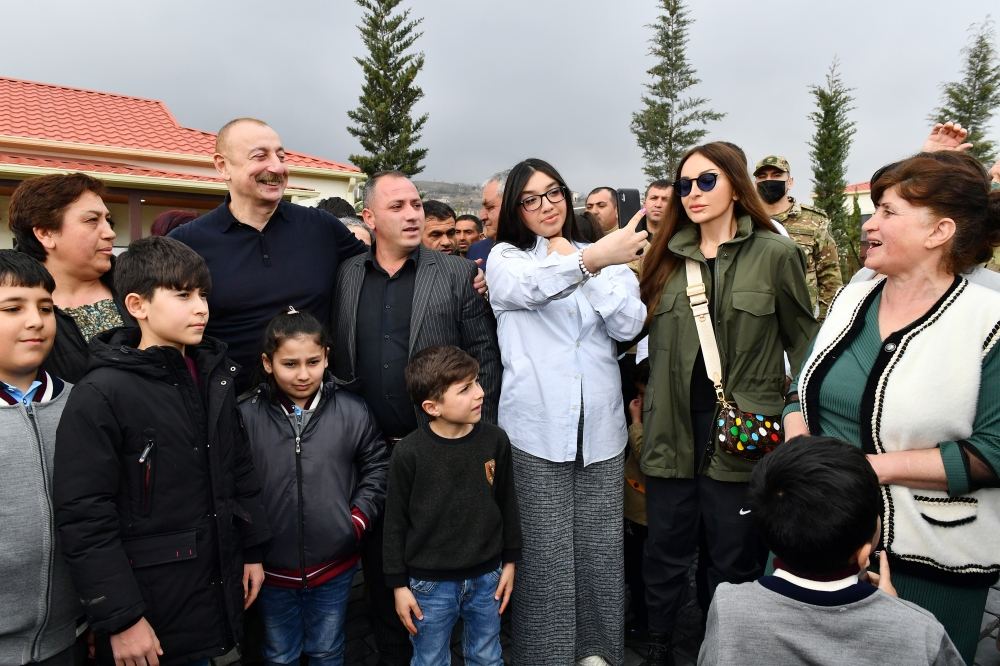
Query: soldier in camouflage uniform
xmin=754 ymin=155 xmax=843 ymax=320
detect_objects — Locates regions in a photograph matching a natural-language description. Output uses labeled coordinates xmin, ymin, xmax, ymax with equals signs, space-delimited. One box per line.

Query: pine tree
xmin=347 ymin=0 xmax=428 ymax=177
xmin=930 ymin=19 xmax=1000 ymax=164
xmin=809 ymin=58 xmax=856 ymax=278
xmin=843 ymin=193 xmax=863 ymax=276
xmin=631 ymin=0 xmax=724 ymax=181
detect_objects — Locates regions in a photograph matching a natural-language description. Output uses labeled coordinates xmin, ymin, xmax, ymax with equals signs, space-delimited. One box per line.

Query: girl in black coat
xmin=239 ymin=309 xmax=388 ymax=665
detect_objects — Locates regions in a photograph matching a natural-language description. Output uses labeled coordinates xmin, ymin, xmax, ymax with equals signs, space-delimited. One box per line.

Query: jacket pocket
xmin=651 ymin=293 xmax=680 ymax=350
xmin=914 ymin=495 xmax=978 ymax=527
xmin=731 ymin=291 xmax=775 ymax=317
xmin=123 ymin=529 xmax=198 ymax=569
xmin=134 ymin=434 xmax=157 ymax=517
xmin=731 ymin=291 xmax=776 ymax=353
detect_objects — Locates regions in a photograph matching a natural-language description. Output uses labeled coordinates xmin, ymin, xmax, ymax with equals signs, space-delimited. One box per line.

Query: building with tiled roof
xmin=0 ymin=76 xmax=364 ymax=247
xmin=843 ymin=180 xmax=874 ymax=222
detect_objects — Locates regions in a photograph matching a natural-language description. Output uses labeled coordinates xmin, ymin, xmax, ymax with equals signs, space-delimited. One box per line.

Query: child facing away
xmin=239 ymin=308 xmax=388 ymax=665
xmin=698 ymin=436 xmax=962 ymax=666
xmin=383 ymin=345 xmax=521 ymax=666
xmin=0 ymin=251 xmax=83 ymax=666
xmin=53 ymin=237 xmax=270 ymax=666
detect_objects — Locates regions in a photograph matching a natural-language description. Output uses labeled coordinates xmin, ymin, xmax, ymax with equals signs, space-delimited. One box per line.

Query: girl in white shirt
xmin=487 ymin=158 xmax=647 ymax=665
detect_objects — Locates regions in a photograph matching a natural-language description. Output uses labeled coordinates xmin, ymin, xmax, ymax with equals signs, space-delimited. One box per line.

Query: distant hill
xmin=414 ymin=180 xmax=482 ymax=215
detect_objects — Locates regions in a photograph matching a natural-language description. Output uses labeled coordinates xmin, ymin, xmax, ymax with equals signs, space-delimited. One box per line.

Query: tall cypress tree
xmin=631 ymin=0 xmax=724 ymax=181
xmin=929 ymin=19 xmax=1000 ymax=164
xmin=347 ymin=0 xmax=428 ymax=177
xmin=809 ymin=58 xmax=856 ymax=277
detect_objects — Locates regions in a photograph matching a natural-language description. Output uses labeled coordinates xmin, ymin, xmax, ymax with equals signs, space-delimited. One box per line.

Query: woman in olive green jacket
xmin=635 ymin=142 xmax=817 ymax=662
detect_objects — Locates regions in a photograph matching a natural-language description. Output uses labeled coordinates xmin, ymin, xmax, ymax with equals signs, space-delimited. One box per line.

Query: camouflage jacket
xmin=773 ymin=197 xmax=843 ymax=320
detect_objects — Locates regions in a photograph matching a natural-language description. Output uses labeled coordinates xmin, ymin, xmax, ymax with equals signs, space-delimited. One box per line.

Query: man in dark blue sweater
xmin=170 ymin=118 xmax=367 ymax=391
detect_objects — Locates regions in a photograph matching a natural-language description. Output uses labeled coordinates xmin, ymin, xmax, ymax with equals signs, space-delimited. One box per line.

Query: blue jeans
xmin=257 ymin=565 xmax=357 ymax=666
xmin=409 ymin=568 xmax=503 ymax=666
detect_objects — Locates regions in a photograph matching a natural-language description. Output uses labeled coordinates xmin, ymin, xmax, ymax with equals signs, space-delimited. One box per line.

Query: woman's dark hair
xmin=749 ymin=436 xmax=881 ymax=575
xmin=258 ymin=308 xmax=328 ymax=397
xmin=870 ymin=151 xmax=1000 ymax=275
xmin=150 ymin=210 xmax=198 ymax=237
xmin=639 ymin=142 xmax=777 ymax=316
xmin=495 ymin=158 xmax=587 ymax=250
xmin=9 ymin=173 xmax=109 ymax=262
xmin=575 ymin=211 xmax=605 ymax=243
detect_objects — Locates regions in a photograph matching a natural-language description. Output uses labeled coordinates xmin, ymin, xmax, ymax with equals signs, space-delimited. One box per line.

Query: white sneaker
xmin=577 ymin=657 xmax=609 ymax=666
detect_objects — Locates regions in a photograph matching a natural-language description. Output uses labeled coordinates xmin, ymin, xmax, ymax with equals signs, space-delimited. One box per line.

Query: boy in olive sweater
xmin=383 ymin=345 xmax=520 ymax=666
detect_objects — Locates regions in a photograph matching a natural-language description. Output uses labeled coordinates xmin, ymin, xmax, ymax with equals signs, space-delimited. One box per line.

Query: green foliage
xmin=929 ymin=18 xmax=1000 ymax=164
xmin=809 ymin=58 xmax=856 ymax=280
xmin=347 ymin=0 xmax=428 ymax=177
xmin=843 ymin=193 xmax=863 ymax=277
xmin=631 ymin=0 xmax=724 ymax=181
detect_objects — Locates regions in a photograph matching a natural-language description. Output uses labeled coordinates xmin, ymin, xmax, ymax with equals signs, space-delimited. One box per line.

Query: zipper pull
xmin=138 ymin=440 xmax=155 ymax=464
xmin=295 ymin=436 xmax=301 ymax=455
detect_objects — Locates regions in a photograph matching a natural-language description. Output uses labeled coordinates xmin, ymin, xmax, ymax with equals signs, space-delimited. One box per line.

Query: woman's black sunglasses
xmin=674 ymin=172 xmax=719 ymax=197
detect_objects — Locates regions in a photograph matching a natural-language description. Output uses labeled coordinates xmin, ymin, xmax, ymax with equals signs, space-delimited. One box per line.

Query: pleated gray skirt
xmin=510 ymin=443 xmax=626 ymax=665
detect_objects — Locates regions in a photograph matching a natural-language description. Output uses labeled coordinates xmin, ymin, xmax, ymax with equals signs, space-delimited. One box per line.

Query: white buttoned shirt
xmin=487 ymin=238 xmax=646 ymax=465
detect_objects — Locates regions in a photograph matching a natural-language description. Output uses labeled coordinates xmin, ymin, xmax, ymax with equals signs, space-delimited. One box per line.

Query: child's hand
xmin=394 ymin=587 xmax=424 ymax=636
xmin=110 ymin=616 xmax=162 ymax=666
xmin=243 ymin=562 xmax=265 ymax=608
xmin=866 ymin=551 xmax=897 ymax=597
xmin=628 ymin=397 xmax=643 ymax=425
xmin=495 ymin=562 xmax=515 ymax=614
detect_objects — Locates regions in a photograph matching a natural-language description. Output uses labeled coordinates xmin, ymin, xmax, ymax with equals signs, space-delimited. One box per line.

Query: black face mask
xmin=756 ymin=179 xmax=787 ymax=204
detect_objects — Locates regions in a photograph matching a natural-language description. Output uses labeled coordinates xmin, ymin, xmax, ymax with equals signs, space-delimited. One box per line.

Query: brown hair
xmin=639 ymin=143 xmax=777 ymax=316
xmin=9 ymin=173 xmax=108 ymax=262
xmin=405 ymin=345 xmax=480 ymax=411
xmin=870 ymin=151 xmax=1000 ymax=274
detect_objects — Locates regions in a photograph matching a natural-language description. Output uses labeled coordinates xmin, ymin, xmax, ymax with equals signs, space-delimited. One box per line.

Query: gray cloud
xmin=3 ymin=0 xmax=998 ymax=202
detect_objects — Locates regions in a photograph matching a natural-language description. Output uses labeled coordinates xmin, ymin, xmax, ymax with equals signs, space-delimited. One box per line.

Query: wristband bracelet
xmin=578 ymin=250 xmax=600 ymax=279
xmin=784 ymin=391 xmax=800 ymax=407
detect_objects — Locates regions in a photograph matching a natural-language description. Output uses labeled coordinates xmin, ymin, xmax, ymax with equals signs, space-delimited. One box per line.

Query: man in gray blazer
xmin=329 ymin=170 xmax=501 ymax=664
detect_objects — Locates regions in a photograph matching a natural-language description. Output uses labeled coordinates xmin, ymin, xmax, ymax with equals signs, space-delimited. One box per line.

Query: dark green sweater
xmin=382 ymin=422 xmax=522 ymax=588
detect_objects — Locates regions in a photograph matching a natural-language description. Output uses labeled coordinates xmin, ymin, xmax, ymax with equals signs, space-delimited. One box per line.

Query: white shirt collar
xmin=773 ymin=568 xmax=859 ymax=592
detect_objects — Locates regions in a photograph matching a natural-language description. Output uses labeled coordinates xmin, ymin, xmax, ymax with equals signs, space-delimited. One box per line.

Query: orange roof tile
xmin=0 ymin=151 xmax=224 ymax=182
xmin=0 ymin=76 xmax=359 ymax=173
xmin=845 ymin=181 xmax=871 ymax=193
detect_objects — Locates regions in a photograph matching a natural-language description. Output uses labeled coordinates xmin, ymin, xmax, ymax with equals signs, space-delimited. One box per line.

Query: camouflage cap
xmin=753 ymin=155 xmax=791 ymax=175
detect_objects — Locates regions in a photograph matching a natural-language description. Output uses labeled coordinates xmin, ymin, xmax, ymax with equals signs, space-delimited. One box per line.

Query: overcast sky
xmin=3 ymin=1 xmax=998 ymax=200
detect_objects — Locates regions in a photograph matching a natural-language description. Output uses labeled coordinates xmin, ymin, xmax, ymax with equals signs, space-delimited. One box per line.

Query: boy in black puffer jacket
xmin=53 ymin=237 xmax=270 ymax=666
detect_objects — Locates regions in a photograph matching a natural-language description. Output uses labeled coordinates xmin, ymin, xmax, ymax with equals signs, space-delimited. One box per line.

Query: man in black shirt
xmin=170 ymin=118 xmax=367 ymax=391
xmin=330 ymin=171 xmax=501 ymax=664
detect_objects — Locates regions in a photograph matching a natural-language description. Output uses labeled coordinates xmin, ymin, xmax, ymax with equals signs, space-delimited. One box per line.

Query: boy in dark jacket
xmin=384 ymin=345 xmax=520 ymax=665
xmin=53 ymin=237 xmax=270 ymax=666
xmin=0 ymin=251 xmax=83 ymax=666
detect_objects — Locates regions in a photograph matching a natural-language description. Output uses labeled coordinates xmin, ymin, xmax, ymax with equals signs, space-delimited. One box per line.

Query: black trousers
xmin=643 ymin=409 xmax=762 ymax=636
xmin=361 ymin=514 xmax=413 ymax=666
xmin=624 ymin=518 xmax=648 ymax=629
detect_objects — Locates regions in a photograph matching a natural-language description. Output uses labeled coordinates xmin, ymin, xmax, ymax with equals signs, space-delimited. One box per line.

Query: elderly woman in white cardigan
xmin=783 ymin=150 xmax=1000 ymax=663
